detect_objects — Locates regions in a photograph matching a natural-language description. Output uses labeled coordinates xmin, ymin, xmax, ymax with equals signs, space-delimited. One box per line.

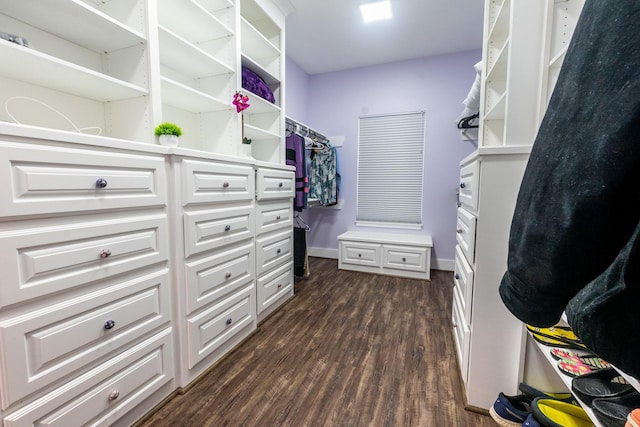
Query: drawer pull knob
xmin=226 ymin=318 xmax=233 ymax=325
xmin=358 ymin=253 xmax=362 ymax=257
xmin=223 ymin=182 xmax=230 ymax=188
xmin=276 ymin=215 xmax=281 ymax=220
xmin=460 ymin=183 xmax=466 ymax=189
xmin=108 ymin=390 xmax=120 ymax=401
xmin=100 ymin=249 xmax=112 ymax=258
xmin=96 ymin=178 xmax=108 ymax=188
xmin=276 ymin=248 xmax=282 ymax=255
xmin=455 ymin=274 xmax=460 ymax=280
xmin=456 ymin=228 xmax=463 ymax=234
xmin=277 ymin=283 xmax=282 ymax=289
xmin=278 ymin=182 xmax=283 ymax=188
xmin=452 ymin=321 xmax=458 ymax=328
xmin=224 ymin=225 xmax=231 ymax=232
xmin=402 ymin=257 xmax=406 ymax=262
xmin=104 ymin=320 xmax=116 ymax=330
xmin=225 ymin=272 xmax=232 ymax=279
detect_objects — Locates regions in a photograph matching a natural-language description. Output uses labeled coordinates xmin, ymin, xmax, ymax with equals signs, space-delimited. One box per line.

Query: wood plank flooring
xmin=139 ymin=257 xmax=496 ymax=427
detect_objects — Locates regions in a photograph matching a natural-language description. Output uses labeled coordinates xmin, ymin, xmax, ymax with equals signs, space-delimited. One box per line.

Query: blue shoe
xmin=522 ymin=413 xmax=542 ymax=427
xmin=489 ymin=392 xmax=532 ymax=427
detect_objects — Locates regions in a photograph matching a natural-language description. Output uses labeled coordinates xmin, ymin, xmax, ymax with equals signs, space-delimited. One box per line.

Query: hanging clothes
xmin=308 ymin=145 xmax=339 ymax=206
xmin=286 ymin=133 xmax=308 ymax=211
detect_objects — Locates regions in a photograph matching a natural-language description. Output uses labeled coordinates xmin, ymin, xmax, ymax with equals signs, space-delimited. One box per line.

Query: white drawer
xmin=255 ymin=168 xmax=295 ymax=201
xmin=0 ymin=269 xmax=171 ymax=409
xmin=454 ymin=245 xmax=474 ymax=324
xmin=183 ymin=204 xmax=254 ymax=257
xmin=256 ymin=200 xmax=293 ymax=236
xmin=180 ymin=159 xmax=254 ymax=206
xmin=255 ymin=229 xmax=292 ymax=277
xmin=0 ymin=214 xmax=169 ymax=308
xmin=340 ymin=241 xmax=381 ymax=267
xmin=0 ymin=141 xmax=167 ymax=218
xmin=3 ymin=329 xmax=174 ymax=427
xmin=459 ymin=159 xmax=479 ymax=212
xmin=186 ymin=284 xmax=255 ymax=369
xmin=456 ymin=207 xmax=477 ymax=265
xmin=452 ymin=290 xmax=470 ymax=385
xmin=382 ymin=244 xmax=428 ymax=273
xmin=185 ymin=241 xmax=255 ymax=315
xmin=256 ymin=261 xmax=293 ymax=315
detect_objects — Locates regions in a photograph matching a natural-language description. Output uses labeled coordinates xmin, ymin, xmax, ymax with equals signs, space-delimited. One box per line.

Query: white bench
xmin=337 ymin=231 xmax=433 ymax=280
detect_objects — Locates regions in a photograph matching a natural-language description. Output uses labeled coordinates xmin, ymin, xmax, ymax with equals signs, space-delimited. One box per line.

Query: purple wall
xmin=285 ymin=50 xmax=480 ymax=269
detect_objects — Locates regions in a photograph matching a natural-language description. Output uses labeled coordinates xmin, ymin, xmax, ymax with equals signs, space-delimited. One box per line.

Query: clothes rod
xmin=285 ymin=117 xmax=330 ymax=145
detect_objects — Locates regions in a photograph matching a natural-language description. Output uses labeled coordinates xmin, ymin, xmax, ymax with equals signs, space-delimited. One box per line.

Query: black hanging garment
xmin=293 ymin=226 xmax=306 ymax=278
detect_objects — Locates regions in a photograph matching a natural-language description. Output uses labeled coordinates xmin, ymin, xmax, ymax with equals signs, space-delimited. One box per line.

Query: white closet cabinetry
xmin=170 ymin=154 xmax=259 ymax=387
xmin=240 ymin=0 xmax=285 ymax=164
xmin=255 ymin=167 xmax=295 ymax=321
xmin=0 ymin=0 xmax=151 ymax=142
xmin=0 ymin=0 xmax=287 ymax=163
xmin=0 ymin=130 xmax=175 ymax=427
xmin=452 ymin=0 xmax=589 ymax=411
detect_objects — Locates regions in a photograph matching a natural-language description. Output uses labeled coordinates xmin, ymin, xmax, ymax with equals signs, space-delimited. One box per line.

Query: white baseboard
xmin=307 ymin=246 xmax=454 ymax=272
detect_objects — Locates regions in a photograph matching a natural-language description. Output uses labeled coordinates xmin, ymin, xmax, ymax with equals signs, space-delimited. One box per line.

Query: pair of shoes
xmin=530 ymin=397 xmax=592 ymax=427
xmin=519 ymin=382 xmax=576 ymax=404
xmin=593 ymin=392 xmax=640 ymax=427
xmin=626 ymin=408 xmax=640 ymax=427
xmin=527 ymin=324 xmax=588 ymax=350
xmin=551 ymin=348 xmax=611 ymax=377
xmin=571 ymin=367 xmax=633 ymax=406
xmin=489 ymin=383 xmax=577 ymax=426
xmin=489 ymin=393 xmax=532 ymax=426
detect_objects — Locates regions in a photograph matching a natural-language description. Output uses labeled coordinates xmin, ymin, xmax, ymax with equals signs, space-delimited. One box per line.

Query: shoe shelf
xmin=532 ymin=336 xmax=605 ymax=427
xmin=531 ymin=330 xmax=640 ymax=427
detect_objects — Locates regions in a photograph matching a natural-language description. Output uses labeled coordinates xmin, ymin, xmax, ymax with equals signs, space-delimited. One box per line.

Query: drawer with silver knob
xmin=0 ymin=141 xmax=167 ymax=218
xmin=256 ymin=261 xmax=293 ymax=315
xmin=0 ymin=214 xmax=169 ymax=308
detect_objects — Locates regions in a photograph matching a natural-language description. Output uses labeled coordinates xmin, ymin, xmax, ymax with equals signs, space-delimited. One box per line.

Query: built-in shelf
xmin=159 ymin=0 xmax=234 ymax=42
xmin=0 ymin=41 xmax=147 ymax=102
xmin=161 ymin=77 xmax=229 ymax=113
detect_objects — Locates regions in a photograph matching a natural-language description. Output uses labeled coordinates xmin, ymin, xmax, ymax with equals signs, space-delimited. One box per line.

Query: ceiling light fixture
xmin=360 ymin=0 xmax=392 ymax=23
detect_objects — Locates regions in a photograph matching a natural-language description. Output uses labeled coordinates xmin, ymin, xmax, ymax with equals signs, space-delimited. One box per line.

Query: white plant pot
xmin=158 ymin=134 xmax=179 ymax=147
xmin=238 ymin=143 xmax=252 ymax=158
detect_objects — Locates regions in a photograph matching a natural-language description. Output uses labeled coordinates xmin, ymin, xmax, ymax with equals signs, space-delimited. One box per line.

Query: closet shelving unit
xmin=0 ymin=0 xmax=151 ymax=142
xmin=157 ymin=0 xmax=239 ymax=153
xmin=0 ymin=0 xmax=286 ymax=163
xmin=240 ymin=0 xmax=284 ymax=164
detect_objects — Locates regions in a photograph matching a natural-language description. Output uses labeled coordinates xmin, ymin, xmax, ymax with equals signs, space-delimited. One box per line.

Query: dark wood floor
xmin=139 ymin=257 xmax=496 ymax=427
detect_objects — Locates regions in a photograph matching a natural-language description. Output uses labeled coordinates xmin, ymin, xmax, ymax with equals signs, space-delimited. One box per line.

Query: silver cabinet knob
xmin=454 ymin=274 xmax=460 ymax=280
xmin=225 ymin=272 xmax=232 ymax=279
xmin=278 ymin=182 xmax=283 ymax=188
xmin=456 ymin=228 xmax=463 ymax=234
xmin=108 ymin=390 xmax=120 ymax=401
xmin=276 ymin=248 xmax=281 ymax=255
xmin=222 ymin=182 xmax=230 ymax=188
xmin=100 ymin=249 xmax=112 ymax=258
xmin=104 ymin=320 xmax=116 ymax=330
xmin=276 ymin=215 xmax=281 ymax=220
xmin=402 ymin=257 xmax=406 ymax=262
xmin=224 ymin=225 xmax=231 ymax=232
xmin=460 ymin=183 xmax=466 ymax=189
xmin=452 ymin=321 xmax=458 ymax=328
xmin=226 ymin=318 xmax=233 ymax=325
xmin=96 ymin=178 xmax=108 ymax=188
xmin=277 ymin=283 xmax=282 ymax=289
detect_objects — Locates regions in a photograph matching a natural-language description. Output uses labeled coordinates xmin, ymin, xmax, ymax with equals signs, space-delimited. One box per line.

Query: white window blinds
xmin=357 ymin=111 xmax=425 ymax=228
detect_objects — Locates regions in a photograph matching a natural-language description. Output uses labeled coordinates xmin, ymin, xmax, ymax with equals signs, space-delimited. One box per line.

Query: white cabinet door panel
xmin=183 ymin=204 xmax=254 ymax=257
xmin=256 ymin=261 xmax=293 ymax=314
xmin=255 ymin=168 xmax=294 ymax=200
xmin=0 ymin=214 xmax=168 ymax=308
xmin=382 ymin=245 xmax=427 ymax=273
xmin=0 ymin=141 xmax=167 ymax=218
xmin=181 ymin=159 xmax=254 ymax=206
xmin=185 ymin=241 xmax=255 ymax=314
xmin=255 ymin=229 xmax=292 ymax=276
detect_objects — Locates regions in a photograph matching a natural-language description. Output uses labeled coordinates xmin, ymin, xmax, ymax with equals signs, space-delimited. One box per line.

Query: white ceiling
xmin=284 ymin=0 xmax=485 ymax=75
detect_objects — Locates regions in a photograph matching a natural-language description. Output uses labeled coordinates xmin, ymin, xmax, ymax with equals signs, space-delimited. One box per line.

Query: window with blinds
xmin=356 ymin=111 xmax=425 ymax=228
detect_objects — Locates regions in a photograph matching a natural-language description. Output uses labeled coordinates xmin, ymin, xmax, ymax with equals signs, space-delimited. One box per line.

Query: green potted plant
xmin=154 ymin=122 xmax=182 ymax=147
